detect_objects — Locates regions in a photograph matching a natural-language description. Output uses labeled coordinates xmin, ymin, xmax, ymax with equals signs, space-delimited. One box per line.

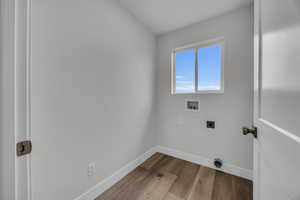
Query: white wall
xmin=31 ymin=0 xmax=156 ymax=199
xmin=155 ymin=6 xmax=253 ymax=170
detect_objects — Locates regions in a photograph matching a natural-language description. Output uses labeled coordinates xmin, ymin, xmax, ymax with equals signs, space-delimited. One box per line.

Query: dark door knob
xmin=243 ymin=126 xmax=258 ymax=138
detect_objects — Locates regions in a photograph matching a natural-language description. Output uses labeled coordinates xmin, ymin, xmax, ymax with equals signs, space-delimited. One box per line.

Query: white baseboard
xmin=74 ymin=146 xmax=252 ymax=200
xmin=74 ymin=147 xmax=157 ymax=200
xmin=155 ymin=146 xmax=252 ymax=181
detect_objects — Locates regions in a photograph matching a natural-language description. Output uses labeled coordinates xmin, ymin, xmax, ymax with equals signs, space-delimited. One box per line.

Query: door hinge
xmin=242 ymin=126 xmax=258 ymax=138
xmin=16 ymin=140 xmax=32 ymax=157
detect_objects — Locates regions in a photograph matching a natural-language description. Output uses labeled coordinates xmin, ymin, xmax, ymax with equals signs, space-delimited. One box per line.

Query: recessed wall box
xmin=186 ymin=100 xmax=200 ymax=111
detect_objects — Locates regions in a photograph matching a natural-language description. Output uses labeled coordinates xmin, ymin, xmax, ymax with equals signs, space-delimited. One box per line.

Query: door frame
xmin=253 ymin=0 xmax=262 ymax=199
xmin=1 ymin=0 xmax=32 ymax=199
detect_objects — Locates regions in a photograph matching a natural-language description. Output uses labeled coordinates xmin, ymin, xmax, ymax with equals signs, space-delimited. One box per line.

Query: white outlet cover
xmin=87 ymin=162 xmax=96 ymax=177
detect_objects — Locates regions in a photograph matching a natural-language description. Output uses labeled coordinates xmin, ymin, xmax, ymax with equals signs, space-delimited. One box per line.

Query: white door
xmin=253 ymin=0 xmax=300 ymax=199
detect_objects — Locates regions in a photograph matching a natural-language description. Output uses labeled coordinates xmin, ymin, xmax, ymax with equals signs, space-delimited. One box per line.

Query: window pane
xmin=175 ymin=49 xmax=195 ymax=93
xmin=198 ymin=44 xmax=222 ymax=91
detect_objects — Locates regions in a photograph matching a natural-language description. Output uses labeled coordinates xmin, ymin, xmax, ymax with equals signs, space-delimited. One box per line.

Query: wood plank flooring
xmin=96 ymin=153 xmax=253 ymax=200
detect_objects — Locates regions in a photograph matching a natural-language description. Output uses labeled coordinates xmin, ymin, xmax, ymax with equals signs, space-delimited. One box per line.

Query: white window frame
xmin=171 ymin=37 xmax=225 ymax=95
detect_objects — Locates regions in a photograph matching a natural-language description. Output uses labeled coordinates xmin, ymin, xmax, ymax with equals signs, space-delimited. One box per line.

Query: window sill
xmin=171 ymin=90 xmax=224 ymax=95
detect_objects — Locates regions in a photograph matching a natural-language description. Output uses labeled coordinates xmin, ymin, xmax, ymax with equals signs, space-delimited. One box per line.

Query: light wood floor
xmin=96 ymin=153 xmax=253 ymax=200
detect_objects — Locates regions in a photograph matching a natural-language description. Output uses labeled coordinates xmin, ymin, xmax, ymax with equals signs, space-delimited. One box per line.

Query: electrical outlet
xmin=207 ymin=121 xmax=215 ymax=129
xmin=87 ymin=162 xmax=96 ymax=177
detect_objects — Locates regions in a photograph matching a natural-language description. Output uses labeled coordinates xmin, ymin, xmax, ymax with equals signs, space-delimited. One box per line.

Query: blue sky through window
xmin=175 ymin=49 xmax=195 ymax=93
xmin=175 ymin=44 xmax=222 ymax=93
xmin=198 ymin=45 xmax=222 ymax=91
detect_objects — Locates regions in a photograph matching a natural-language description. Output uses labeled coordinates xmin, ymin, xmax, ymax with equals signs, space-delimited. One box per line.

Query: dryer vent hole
xmin=214 ymin=158 xmax=223 ymax=168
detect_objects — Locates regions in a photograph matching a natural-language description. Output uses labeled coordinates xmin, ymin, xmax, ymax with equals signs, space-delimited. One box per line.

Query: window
xmin=172 ymin=38 xmax=224 ymax=94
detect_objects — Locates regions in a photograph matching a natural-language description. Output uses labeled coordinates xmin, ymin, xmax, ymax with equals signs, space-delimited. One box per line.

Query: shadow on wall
xmin=262 ymin=0 xmax=300 ymax=33
xmin=261 ymin=89 xmax=300 ymax=138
